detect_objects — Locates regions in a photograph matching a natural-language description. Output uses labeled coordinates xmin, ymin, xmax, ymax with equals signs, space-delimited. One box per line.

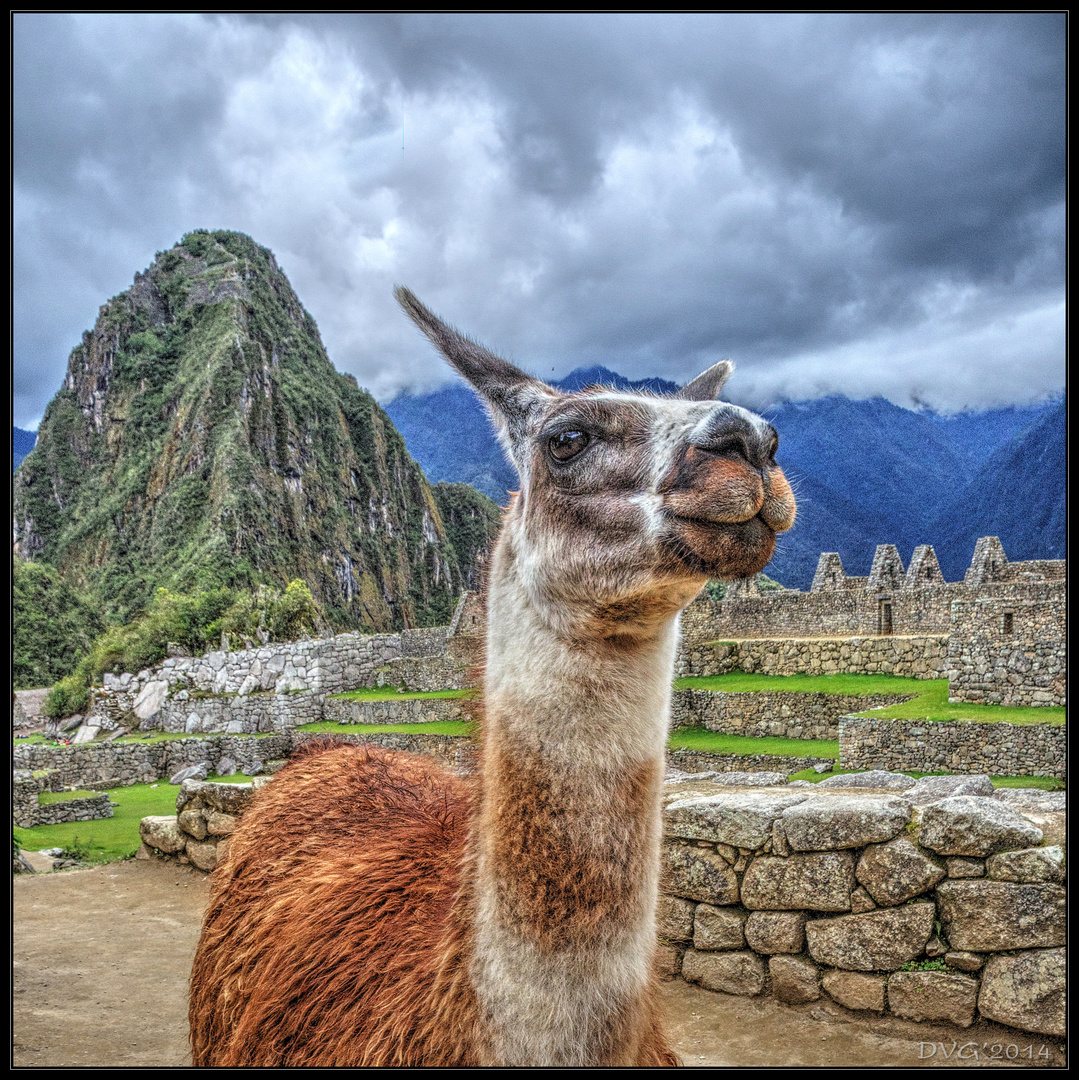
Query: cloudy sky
xmin=13 ymin=13 xmax=1065 ymax=430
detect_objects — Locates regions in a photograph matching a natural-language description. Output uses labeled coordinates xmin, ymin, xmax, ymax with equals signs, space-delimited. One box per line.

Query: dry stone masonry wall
xmin=139 ymin=772 xmax=1066 ymax=1040
xmin=671 ymin=690 xmax=913 ymax=741
xmin=658 ymin=776 xmax=1065 ymax=1038
xmin=678 ymin=538 xmax=1064 ymax=708
xmin=13 ymin=768 xmax=114 ymax=828
xmin=676 ymin=635 xmax=947 ymax=680
xmin=840 ymin=717 xmax=1066 ymax=780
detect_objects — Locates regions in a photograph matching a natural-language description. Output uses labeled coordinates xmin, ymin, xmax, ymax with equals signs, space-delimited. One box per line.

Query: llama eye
xmin=549 ymin=430 xmax=590 ymax=461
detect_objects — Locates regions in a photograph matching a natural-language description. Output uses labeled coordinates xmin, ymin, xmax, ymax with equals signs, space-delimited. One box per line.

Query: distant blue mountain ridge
xmin=13 ymin=427 xmax=36 ymax=471
xmin=16 ymin=378 xmax=1063 ymax=592
xmin=383 ymin=372 xmax=1064 ymax=590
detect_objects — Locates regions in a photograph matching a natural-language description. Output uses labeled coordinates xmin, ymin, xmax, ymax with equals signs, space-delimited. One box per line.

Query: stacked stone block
xmin=658 ymin=779 xmax=1065 ymax=1038
xmin=13 ymin=768 xmax=113 ymax=828
xmin=671 ymin=689 xmax=913 ymax=740
xmin=676 ymin=537 xmax=1064 ymax=710
xmin=676 ymin=636 xmax=948 ymax=680
xmin=840 ymin=716 xmax=1065 ymax=779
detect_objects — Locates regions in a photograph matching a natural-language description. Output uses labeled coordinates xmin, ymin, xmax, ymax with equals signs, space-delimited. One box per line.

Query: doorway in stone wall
xmin=878 ymin=599 xmax=893 ymax=635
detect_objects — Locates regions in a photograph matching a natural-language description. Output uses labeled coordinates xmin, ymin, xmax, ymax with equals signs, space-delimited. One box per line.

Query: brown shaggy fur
xmin=189 ymin=742 xmax=480 ymax=1066
xmin=189 ymin=739 xmax=677 ymax=1066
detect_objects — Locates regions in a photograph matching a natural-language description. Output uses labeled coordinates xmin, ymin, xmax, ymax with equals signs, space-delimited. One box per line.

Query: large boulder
xmin=663 ymin=792 xmax=808 ymax=849
xmin=744 ymin=911 xmax=806 ymax=954
xmin=693 ymin=904 xmax=747 ymax=951
xmin=977 ymin=949 xmax=1065 ymax=1037
xmin=741 ymin=851 xmax=855 ymax=912
xmin=176 ymin=779 xmax=255 ymax=814
xmin=169 ymin=762 xmax=211 ymax=786
xmin=990 ymin=788 xmax=1065 ymax=813
xmin=821 ymin=970 xmax=885 ymax=1012
xmin=886 ymin=971 xmax=978 ymax=1027
xmin=177 ymin=808 xmax=208 ymax=840
xmin=815 ymin=771 xmax=916 ymax=791
xmin=657 ymin=895 xmax=696 ymax=942
xmin=682 ymin=949 xmax=765 ymax=996
xmin=139 ymin=816 xmax=186 ymax=855
xmin=985 ymin=845 xmax=1065 ymax=885
xmin=133 ymin=679 xmax=170 ymax=721
xmin=805 ymin=902 xmax=935 ymax=971
xmin=662 ymin=843 xmax=739 ymax=905
xmin=918 ymin=796 xmax=1042 ymax=856
xmin=936 ymin=880 xmax=1065 ymax=951
xmin=186 ymin=838 xmax=221 ymax=872
xmin=905 ymin=774 xmax=993 ymax=805
xmin=781 ymin=795 xmax=911 ymax=851
xmin=855 ymin=837 xmax=946 ymax=906
xmin=769 ymin=956 xmax=820 ymax=1004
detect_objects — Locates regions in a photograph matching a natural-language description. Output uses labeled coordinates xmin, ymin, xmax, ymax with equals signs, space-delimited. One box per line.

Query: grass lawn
xmin=331 ymin=687 xmax=475 ymax=702
xmin=675 ymin=673 xmax=1064 ymax=725
xmin=13 ymin=773 xmax=254 ymax=863
xmin=38 ymin=789 xmax=101 ymax=803
xmin=668 ymin=728 xmax=838 ymax=759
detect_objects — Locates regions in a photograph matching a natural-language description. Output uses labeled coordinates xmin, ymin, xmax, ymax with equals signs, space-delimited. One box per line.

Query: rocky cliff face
xmin=13 ymin=230 xmax=498 ymax=630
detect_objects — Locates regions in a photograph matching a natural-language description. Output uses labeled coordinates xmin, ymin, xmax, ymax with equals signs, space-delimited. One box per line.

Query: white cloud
xmin=12 ymin=13 xmax=1065 ymax=428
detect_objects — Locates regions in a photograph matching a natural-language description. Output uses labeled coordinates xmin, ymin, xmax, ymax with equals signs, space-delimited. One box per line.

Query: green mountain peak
xmin=14 ymin=229 xmax=498 ymax=631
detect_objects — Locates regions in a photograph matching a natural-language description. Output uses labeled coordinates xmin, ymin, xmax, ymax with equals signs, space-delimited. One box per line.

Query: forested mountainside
xmin=13 ymin=230 xmax=500 ymax=633
xmin=386 ymin=372 xmax=1063 ymax=590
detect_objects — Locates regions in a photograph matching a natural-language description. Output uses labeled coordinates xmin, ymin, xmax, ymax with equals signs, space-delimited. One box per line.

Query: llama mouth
xmin=664 ymin=513 xmax=776 ymax=578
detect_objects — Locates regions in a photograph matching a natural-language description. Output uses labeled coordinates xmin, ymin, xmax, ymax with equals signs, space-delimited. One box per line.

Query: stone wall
xmin=13 ymin=734 xmax=293 ymax=789
xmin=376 ymin=654 xmax=475 ymax=692
xmin=323 ymin=695 xmax=471 ymax=725
xmin=947 ymin=586 xmax=1065 ymax=707
xmin=676 ymin=540 xmax=1064 ymax=710
xmin=667 ymin=751 xmax=833 ymax=776
xmin=100 ymin=632 xmax=402 ymax=701
xmin=82 ymin=598 xmax=484 ymax=730
xmin=139 ymin=770 xmax=1065 ymax=1039
xmin=677 ymin=635 xmax=947 ymax=680
xmin=671 ymin=690 xmax=912 ymax=741
xmin=839 ymin=717 xmax=1066 ymax=780
xmin=13 ymin=768 xmax=113 ymax=828
xmin=139 ymin=778 xmax=264 ymax=872
xmin=659 ymin=778 xmax=1065 ymax=1038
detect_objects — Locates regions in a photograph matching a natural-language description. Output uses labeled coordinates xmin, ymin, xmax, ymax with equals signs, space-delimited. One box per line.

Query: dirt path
xmin=13 ymin=861 xmax=1065 ymax=1068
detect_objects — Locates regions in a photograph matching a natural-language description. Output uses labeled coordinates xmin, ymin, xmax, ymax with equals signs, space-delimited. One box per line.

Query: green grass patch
xmin=330 ymin=687 xmax=475 ymax=702
xmin=296 ymin=719 xmax=475 ymax=737
xmin=675 ymin=672 xmax=1064 ymax=726
xmin=675 ymin=672 xmax=922 ymax=695
xmin=38 ymin=789 xmax=101 ymax=803
xmin=667 ymin=728 xmax=838 ymax=760
xmin=13 ymin=773 xmax=255 ymax=863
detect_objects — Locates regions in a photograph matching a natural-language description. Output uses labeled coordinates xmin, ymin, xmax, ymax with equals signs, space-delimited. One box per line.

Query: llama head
xmin=397 ymin=287 xmax=795 ymax=637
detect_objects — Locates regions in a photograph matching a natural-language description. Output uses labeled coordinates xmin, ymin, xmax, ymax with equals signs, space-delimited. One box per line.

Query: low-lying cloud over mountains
xmin=14 ymin=13 xmax=1064 ymax=430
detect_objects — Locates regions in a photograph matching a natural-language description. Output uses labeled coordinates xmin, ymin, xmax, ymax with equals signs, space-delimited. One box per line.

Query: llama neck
xmin=469 ymin=548 xmax=678 ymax=1066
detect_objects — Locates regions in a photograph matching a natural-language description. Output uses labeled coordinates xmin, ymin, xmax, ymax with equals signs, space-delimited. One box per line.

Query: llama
xmin=189 ymin=289 xmax=796 ymax=1067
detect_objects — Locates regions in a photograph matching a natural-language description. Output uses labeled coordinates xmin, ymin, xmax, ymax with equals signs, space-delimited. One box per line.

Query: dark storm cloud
xmin=13 ymin=13 xmax=1064 ymax=428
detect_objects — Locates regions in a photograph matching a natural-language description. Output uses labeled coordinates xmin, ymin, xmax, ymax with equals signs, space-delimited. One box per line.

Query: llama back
xmin=189 ymin=742 xmax=480 ymax=1066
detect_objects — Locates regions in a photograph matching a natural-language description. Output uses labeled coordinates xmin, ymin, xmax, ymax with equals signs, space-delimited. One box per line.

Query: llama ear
xmin=396 ymin=287 xmax=554 ymax=438
xmin=675 ymin=360 xmax=734 ymax=401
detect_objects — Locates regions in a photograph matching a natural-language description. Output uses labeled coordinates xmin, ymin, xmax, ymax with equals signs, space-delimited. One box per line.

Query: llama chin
xmin=189 ymin=288 xmax=796 ymax=1067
